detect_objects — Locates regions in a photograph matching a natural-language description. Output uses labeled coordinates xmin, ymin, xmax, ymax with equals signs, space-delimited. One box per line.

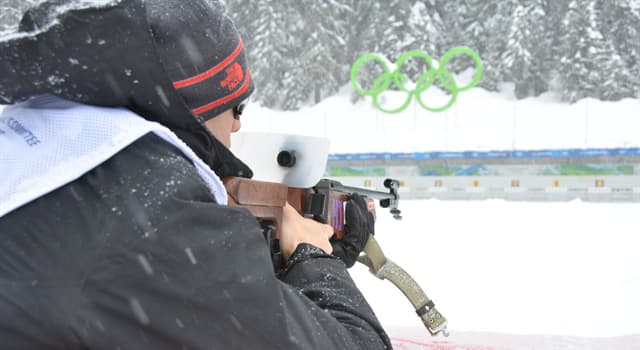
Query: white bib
xmin=0 ymin=95 xmax=227 ymax=218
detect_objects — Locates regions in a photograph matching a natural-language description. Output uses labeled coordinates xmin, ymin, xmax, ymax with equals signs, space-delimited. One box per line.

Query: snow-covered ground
xmin=349 ymin=199 xmax=640 ymax=338
xmin=240 ymin=82 xmax=640 ymax=154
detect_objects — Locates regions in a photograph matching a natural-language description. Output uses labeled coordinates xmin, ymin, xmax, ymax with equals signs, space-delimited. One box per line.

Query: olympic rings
xmin=350 ymin=47 xmax=483 ymax=113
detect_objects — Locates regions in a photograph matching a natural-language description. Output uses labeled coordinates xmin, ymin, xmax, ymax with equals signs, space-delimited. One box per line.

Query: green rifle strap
xmin=358 ymin=235 xmax=449 ymax=337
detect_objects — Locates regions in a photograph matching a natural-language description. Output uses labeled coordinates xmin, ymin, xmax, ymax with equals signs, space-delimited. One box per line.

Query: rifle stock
xmin=223 ymin=176 xmax=449 ymax=337
xmin=223 ymin=177 xmax=401 ymax=238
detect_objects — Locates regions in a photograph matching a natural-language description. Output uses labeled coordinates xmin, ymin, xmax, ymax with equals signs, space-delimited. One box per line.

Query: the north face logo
xmin=220 ymin=62 xmax=244 ymax=91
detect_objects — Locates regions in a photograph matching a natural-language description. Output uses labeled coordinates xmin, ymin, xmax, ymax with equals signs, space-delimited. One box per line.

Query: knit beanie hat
xmin=147 ymin=0 xmax=254 ymax=122
xmin=0 ymin=0 xmax=253 ymax=123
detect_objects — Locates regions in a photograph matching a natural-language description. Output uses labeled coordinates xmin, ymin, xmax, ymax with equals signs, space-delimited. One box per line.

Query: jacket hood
xmin=0 ymin=0 xmax=252 ymax=178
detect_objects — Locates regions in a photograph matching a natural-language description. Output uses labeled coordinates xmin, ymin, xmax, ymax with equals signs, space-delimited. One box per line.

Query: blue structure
xmin=328 ymin=148 xmax=640 ymax=162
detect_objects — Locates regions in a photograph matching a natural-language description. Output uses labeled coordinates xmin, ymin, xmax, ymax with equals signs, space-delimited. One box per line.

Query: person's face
xmin=204 ymin=108 xmax=241 ymax=148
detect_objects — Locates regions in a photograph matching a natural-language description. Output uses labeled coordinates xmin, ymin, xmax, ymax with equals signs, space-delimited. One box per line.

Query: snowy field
xmin=349 ymin=199 xmax=640 ymax=339
xmin=239 ymin=81 xmax=640 ymax=154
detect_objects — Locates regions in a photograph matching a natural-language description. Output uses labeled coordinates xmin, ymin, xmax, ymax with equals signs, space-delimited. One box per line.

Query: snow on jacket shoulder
xmin=0 ymin=132 xmax=391 ymax=349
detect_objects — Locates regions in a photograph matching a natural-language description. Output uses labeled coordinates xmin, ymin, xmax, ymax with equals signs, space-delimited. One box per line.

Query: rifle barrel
xmin=334 ymin=184 xmax=398 ymax=201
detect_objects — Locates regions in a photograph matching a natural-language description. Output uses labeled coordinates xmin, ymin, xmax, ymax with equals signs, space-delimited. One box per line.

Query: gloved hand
xmin=331 ymin=193 xmax=374 ymax=268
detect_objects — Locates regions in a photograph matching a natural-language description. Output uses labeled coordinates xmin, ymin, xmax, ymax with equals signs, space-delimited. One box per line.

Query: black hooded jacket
xmin=0 ymin=0 xmax=392 ymax=349
xmin=0 ymin=132 xmax=391 ymax=349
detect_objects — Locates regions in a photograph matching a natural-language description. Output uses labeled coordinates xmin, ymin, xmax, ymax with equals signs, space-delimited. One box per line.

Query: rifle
xmin=223 ymin=175 xmax=449 ymax=337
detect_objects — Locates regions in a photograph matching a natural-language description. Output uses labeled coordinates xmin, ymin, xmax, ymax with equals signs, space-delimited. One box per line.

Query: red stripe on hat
xmin=172 ymin=38 xmax=244 ymax=89
xmin=192 ymin=69 xmax=251 ymax=115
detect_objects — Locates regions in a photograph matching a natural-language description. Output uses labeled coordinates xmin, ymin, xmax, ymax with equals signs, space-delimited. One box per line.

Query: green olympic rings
xmin=350 ymin=47 xmax=483 ymax=113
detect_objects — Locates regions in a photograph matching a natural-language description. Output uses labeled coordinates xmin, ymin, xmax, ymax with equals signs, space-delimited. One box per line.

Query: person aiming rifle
xmin=0 ymin=0 xmax=392 ymax=348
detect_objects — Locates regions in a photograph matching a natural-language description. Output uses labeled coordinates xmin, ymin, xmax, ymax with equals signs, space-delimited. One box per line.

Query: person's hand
xmin=279 ymin=202 xmax=334 ymax=261
xmin=331 ymin=193 xmax=374 ymax=267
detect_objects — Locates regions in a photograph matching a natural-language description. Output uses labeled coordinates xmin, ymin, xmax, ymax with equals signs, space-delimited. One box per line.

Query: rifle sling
xmin=358 ymin=235 xmax=449 ymax=337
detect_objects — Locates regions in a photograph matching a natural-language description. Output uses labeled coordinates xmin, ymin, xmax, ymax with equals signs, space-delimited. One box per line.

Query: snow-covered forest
xmin=225 ymin=0 xmax=640 ymax=108
xmin=2 ymin=0 xmax=639 ymax=109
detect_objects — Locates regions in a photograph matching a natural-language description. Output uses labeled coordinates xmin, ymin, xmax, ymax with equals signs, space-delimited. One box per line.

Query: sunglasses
xmin=233 ymin=98 xmax=250 ymax=120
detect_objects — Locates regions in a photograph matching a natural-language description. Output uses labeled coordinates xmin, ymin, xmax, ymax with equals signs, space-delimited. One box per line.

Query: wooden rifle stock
xmin=223 ymin=177 xmax=401 ymax=239
xmin=223 ymin=177 xmax=288 ymax=238
xmin=223 ymin=177 xmax=349 ymax=239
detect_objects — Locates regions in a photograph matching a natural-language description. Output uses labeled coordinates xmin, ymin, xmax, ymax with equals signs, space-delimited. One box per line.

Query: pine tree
xmin=548 ymin=0 xmax=570 ymax=60
xmin=475 ymin=0 xmax=518 ymax=91
xmin=559 ymin=0 xmax=599 ymax=102
xmin=409 ymin=0 xmax=445 ymax=63
xmin=436 ymin=0 xmax=469 ymax=69
xmin=436 ymin=1 xmax=464 ymax=47
xmin=633 ymin=1 xmax=640 ymax=95
xmin=376 ymin=0 xmax=414 ymax=59
xmin=598 ymin=49 xmax=636 ymax=101
xmin=294 ymin=0 xmax=351 ymax=105
xmin=342 ymin=1 xmax=383 ymax=102
xmin=460 ymin=0 xmax=491 ymax=56
xmin=226 ymin=0 xmax=299 ymax=109
xmin=342 ymin=1 xmax=380 ymax=64
xmin=229 ymin=0 xmax=356 ymax=109
xmin=501 ymin=0 xmax=551 ymax=98
xmin=596 ymin=0 xmax=640 ymax=98
xmin=559 ymin=0 xmax=634 ymax=102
